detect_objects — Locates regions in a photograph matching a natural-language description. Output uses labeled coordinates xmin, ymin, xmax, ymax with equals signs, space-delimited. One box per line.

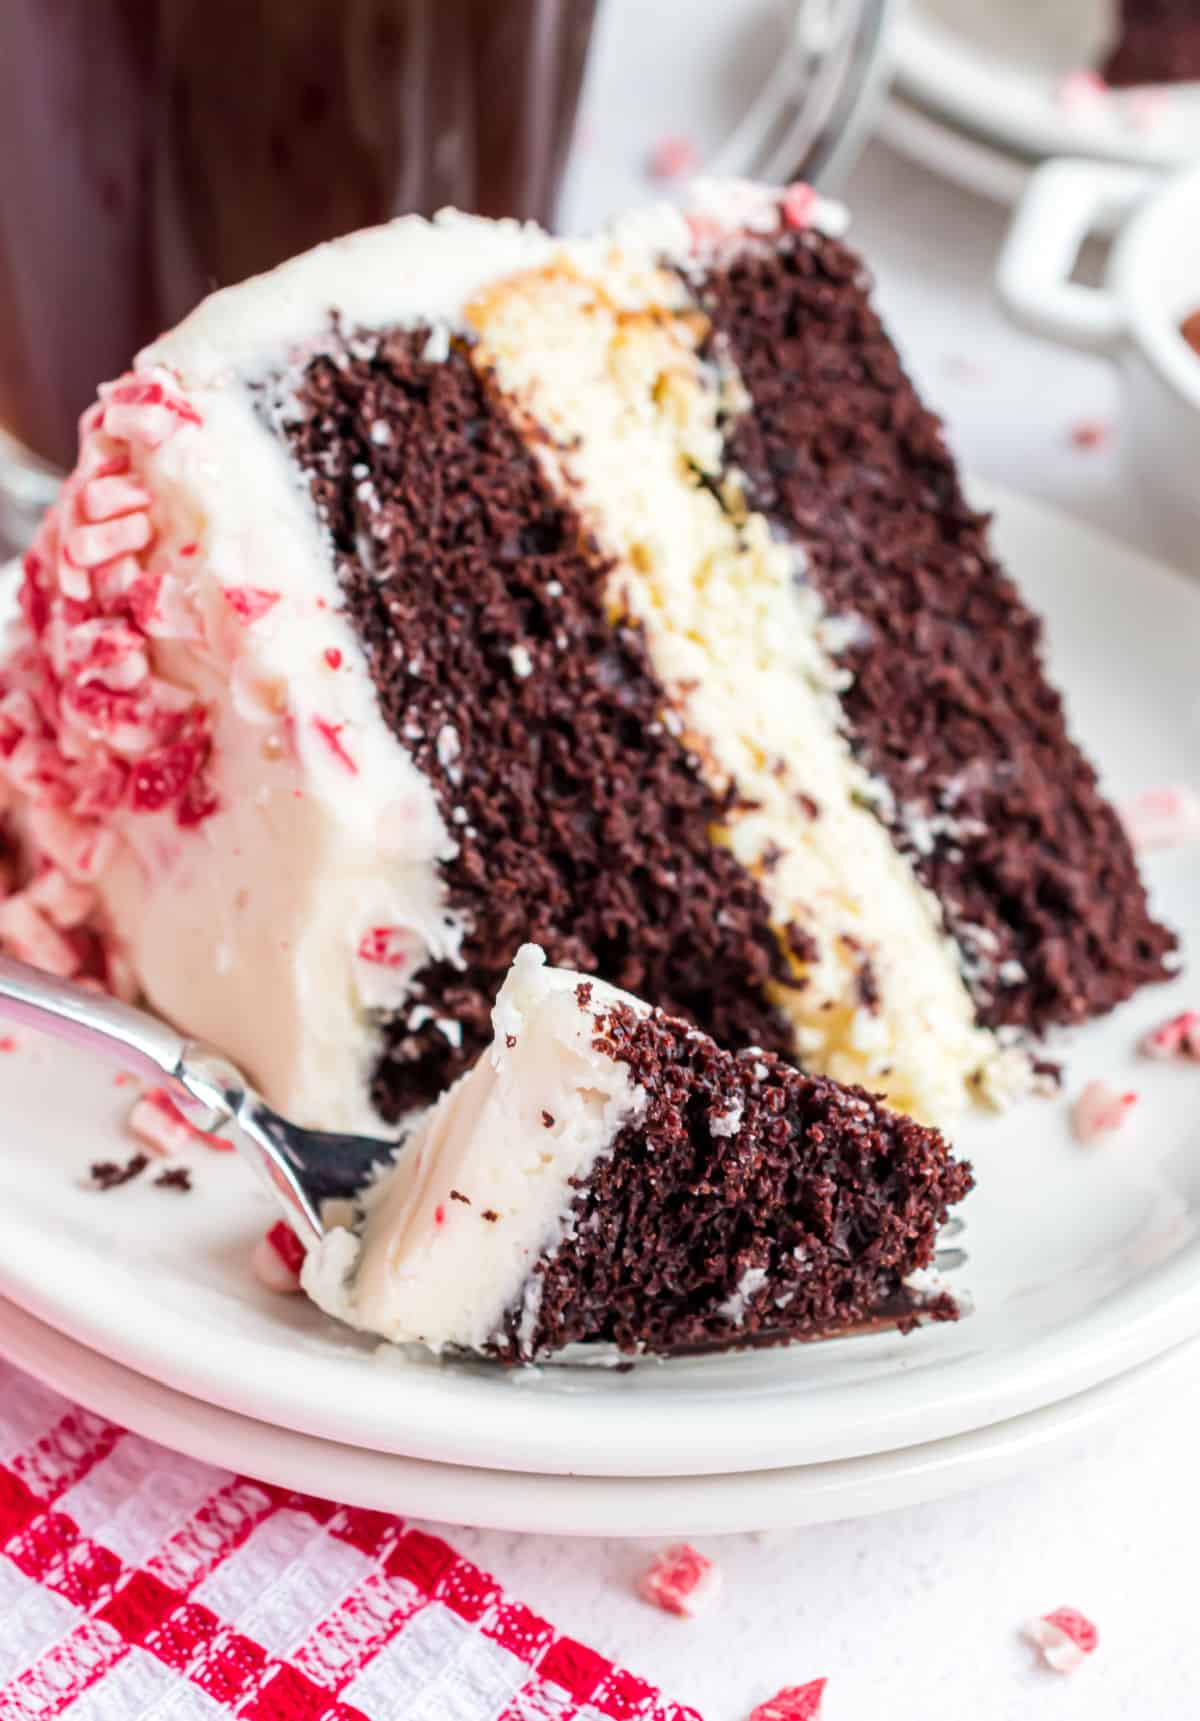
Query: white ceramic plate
xmin=895 ymin=2 xmax=1200 ymax=171
xmin=876 ymin=94 xmax=1036 ymax=207
xmin=5 ymin=1295 xmax=1200 ymax=1536
xmin=0 ymin=483 xmax=1197 ymax=1480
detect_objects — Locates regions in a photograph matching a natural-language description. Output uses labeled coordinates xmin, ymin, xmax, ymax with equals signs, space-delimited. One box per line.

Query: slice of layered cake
xmin=303 ymin=946 xmax=972 ymax=1360
xmin=0 ymin=181 xmax=1173 ymax=1135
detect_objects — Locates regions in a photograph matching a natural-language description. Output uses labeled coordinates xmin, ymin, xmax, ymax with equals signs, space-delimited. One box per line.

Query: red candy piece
xmin=1121 ymin=784 xmax=1200 ymax=852
xmin=323 ymin=647 xmax=343 ymax=669
xmin=252 ymin=1221 xmax=306 ymax=1294
xmin=780 ymin=183 xmax=817 ymax=230
xmin=647 ymin=134 xmax=700 ymax=181
xmin=222 ymin=585 xmax=281 ymax=625
xmin=267 ymin=1220 xmax=306 ymax=1275
xmin=637 ymin=1545 xmax=721 ymax=1618
xmin=312 ymin=716 xmax=358 ymax=775
xmin=749 ymin=1679 xmax=826 ymax=1720
xmin=1141 ymin=1010 xmax=1200 ymax=1060
xmin=128 ymin=1087 xmax=234 ymax=1155
xmin=130 ymin=736 xmax=208 ymax=814
xmin=1069 ymin=418 xmax=1110 ymax=451
xmin=357 ymin=926 xmax=412 ymax=969
xmin=1027 ymin=1607 xmax=1099 ymax=1673
xmin=1071 ymin=1079 xmax=1137 ymax=1144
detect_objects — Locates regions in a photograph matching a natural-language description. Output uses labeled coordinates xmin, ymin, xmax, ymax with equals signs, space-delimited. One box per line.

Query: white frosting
xmin=302 ymin=945 xmax=647 ymax=1356
xmin=90 ymin=385 xmax=466 ymax=1133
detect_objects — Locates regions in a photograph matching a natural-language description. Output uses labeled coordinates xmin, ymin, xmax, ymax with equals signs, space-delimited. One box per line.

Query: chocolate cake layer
xmin=1105 ymin=2 xmax=1200 ymax=84
xmin=280 ymin=331 xmax=798 ymax=1119
xmin=695 ymin=232 xmax=1175 ymax=1038
xmin=495 ymin=992 xmax=972 ymax=1359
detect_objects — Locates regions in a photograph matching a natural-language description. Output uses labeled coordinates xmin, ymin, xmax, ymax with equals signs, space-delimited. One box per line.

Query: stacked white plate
xmin=2 ymin=484 xmax=1199 ymax=1536
xmin=885 ymin=0 xmax=1200 ymax=204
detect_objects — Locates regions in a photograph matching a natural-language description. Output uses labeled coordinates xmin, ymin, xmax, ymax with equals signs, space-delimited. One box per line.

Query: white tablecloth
xmin=449 ymin=138 xmax=1200 ymax=1721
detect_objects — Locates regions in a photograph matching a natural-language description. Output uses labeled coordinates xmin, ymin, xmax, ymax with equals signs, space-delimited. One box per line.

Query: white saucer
xmin=0 ymin=482 xmax=1196 ymax=1482
xmin=895 ymin=2 xmax=1200 ymax=172
xmin=5 ymin=1294 xmax=1199 ymax=1537
xmin=877 ymin=93 xmax=1036 ymax=207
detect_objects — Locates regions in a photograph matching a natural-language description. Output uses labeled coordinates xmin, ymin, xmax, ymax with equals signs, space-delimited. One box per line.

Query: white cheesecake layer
xmin=303 ymin=944 xmax=646 ymax=1355
xmin=467 ymin=262 xmax=1015 ymax=1123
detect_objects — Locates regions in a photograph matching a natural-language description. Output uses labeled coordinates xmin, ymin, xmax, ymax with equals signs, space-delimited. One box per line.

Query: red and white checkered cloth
xmin=0 ymin=1360 xmax=699 ymax=1720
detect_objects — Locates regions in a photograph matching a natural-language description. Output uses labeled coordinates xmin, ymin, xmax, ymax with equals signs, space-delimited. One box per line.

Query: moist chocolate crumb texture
xmin=304 ymin=945 xmax=973 ymax=1360
xmin=0 ymin=180 xmax=1173 ymax=1135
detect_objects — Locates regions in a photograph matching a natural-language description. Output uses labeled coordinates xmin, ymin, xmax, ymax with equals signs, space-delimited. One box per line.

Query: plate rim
xmin=4 ymin=1294 xmax=1199 ymax=1537
xmin=1 ymin=480 xmax=1198 ymax=1480
xmin=893 ymin=5 xmax=1200 ymax=172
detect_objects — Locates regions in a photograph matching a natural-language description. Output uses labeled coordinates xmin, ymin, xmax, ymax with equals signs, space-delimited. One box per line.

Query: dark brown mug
xmin=0 ymin=0 xmax=596 ymax=537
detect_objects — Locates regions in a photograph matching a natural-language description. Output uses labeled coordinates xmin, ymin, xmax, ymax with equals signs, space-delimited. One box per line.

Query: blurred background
xmin=1 ymin=0 xmax=1197 ymax=555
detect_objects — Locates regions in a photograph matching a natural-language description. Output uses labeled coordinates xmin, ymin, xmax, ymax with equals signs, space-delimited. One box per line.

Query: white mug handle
xmin=997 ymin=158 xmax=1154 ymax=354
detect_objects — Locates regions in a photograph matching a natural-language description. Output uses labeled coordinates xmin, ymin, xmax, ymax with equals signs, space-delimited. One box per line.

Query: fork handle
xmin=0 ymin=953 xmax=190 ymax=1088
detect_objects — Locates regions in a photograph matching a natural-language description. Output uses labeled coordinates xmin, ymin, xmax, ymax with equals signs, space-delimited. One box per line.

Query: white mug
xmin=998 ymin=158 xmax=1200 ymax=574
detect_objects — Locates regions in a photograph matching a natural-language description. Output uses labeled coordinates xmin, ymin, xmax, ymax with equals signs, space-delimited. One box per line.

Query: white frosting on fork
xmin=303 ymin=945 xmax=647 ymax=1355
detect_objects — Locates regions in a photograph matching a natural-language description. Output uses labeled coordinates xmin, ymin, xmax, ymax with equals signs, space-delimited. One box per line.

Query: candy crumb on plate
xmin=253 ymin=1221 xmax=307 ymax=1295
xmin=127 ymin=1087 xmax=235 ymax=1155
xmin=1140 ymin=1010 xmax=1200 ymax=1060
xmin=1071 ymin=1080 xmax=1138 ymax=1144
xmin=748 ymin=1678 xmax=826 ymax=1720
xmin=1068 ymin=418 xmax=1111 ymax=450
xmin=1120 ymin=784 xmax=1200 ymax=851
xmin=647 ymin=134 xmax=701 ymax=180
xmin=637 ymin=1544 xmax=721 ymax=1617
xmin=1026 ymin=1607 xmax=1099 ymax=1673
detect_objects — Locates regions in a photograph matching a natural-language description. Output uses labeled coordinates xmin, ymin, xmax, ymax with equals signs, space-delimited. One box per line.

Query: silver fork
xmin=0 ymin=953 xmax=967 ymax=1295
xmin=0 ymin=954 xmax=396 ymax=1246
xmin=709 ymin=0 xmax=900 ymax=192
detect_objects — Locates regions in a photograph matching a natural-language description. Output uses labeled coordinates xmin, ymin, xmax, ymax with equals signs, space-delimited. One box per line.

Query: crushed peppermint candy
xmin=1071 ymin=1079 xmax=1137 ymax=1144
xmin=780 ymin=182 xmax=816 ymax=230
xmin=127 ymin=1087 xmax=233 ymax=1156
xmin=252 ymin=1221 xmax=307 ymax=1294
xmin=222 ymin=586 xmax=281 ymax=625
xmin=0 ymin=364 xmax=218 ymax=905
xmin=1026 ymin=1607 xmax=1099 ymax=1673
xmin=1120 ymin=784 xmax=1200 ymax=851
xmin=1140 ymin=1010 xmax=1200 ymax=1060
xmin=637 ymin=1545 xmax=721 ymax=1618
xmin=1068 ymin=417 xmax=1111 ymax=450
xmin=312 ymin=716 xmax=358 ymax=775
xmin=647 ymin=134 xmax=701 ymax=181
xmin=357 ymin=925 xmax=414 ymax=968
xmin=748 ymin=1679 xmax=826 ymax=1720
xmin=1056 ymin=69 xmax=1109 ymax=113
